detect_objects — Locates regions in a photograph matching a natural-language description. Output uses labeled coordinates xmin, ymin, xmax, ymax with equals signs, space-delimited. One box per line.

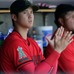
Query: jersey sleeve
xmin=58 ymin=43 xmax=74 ymax=73
xmin=10 ymin=41 xmax=33 ymax=71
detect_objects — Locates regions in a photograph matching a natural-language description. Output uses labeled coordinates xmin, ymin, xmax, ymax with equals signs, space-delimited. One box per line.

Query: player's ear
xmin=58 ymin=18 xmax=64 ymax=26
xmin=11 ymin=14 xmax=17 ymax=21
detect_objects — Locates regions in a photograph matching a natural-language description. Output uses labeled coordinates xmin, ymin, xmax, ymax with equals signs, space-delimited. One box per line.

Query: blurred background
xmin=0 ymin=0 xmax=74 ymax=52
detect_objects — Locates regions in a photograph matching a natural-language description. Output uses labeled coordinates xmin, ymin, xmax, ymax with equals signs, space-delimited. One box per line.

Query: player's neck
xmin=14 ymin=27 xmax=29 ymax=40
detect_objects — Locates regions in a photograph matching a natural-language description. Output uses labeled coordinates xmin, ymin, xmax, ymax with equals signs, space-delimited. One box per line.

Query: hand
xmin=46 ymin=26 xmax=73 ymax=53
xmin=46 ymin=26 xmax=64 ymax=50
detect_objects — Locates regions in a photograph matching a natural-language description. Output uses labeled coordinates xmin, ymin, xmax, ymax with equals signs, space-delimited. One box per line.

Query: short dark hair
xmin=54 ymin=4 xmax=74 ymax=27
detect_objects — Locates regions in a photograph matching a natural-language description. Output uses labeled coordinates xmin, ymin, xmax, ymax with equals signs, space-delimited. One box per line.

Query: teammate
xmin=46 ymin=4 xmax=74 ymax=74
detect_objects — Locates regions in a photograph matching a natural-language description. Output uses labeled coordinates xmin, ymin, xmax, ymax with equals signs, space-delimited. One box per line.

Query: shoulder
xmin=3 ymin=32 xmax=24 ymax=49
xmin=5 ymin=31 xmax=22 ymax=42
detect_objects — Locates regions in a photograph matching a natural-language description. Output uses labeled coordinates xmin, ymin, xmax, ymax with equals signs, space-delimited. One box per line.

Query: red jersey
xmin=0 ymin=31 xmax=60 ymax=74
xmin=46 ymin=31 xmax=74 ymax=74
xmin=58 ymin=36 xmax=74 ymax=74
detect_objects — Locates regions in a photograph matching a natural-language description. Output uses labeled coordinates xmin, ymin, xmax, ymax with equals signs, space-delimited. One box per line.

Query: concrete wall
xmin=0 ymin=13 xmax=12 ymax=34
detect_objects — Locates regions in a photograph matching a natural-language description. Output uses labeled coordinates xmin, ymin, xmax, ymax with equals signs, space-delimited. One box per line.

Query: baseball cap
xmin=10 ymin=0 xmax=39 ymax=14
xmin=54 ymin=4 xmax=74 ymax=20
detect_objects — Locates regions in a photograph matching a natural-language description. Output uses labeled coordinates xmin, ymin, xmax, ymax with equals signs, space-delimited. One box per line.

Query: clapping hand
xmin=46 ymin=26 xmax=73 ymax=53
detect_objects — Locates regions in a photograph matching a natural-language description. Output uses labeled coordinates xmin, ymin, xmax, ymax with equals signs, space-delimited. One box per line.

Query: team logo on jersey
xmin=17 ymin=46 xmax=26 ymax=59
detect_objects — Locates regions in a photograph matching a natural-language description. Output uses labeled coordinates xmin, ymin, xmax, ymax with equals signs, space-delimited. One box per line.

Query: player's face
xmin=62 ymin=11 xmax=74 ymax=31
xmin=14 ymin=7 xmax=34 ymax=29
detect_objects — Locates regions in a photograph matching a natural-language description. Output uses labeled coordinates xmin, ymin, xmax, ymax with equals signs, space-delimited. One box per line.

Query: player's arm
xmin=13 ymin=27 xmax=73 ymax=74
